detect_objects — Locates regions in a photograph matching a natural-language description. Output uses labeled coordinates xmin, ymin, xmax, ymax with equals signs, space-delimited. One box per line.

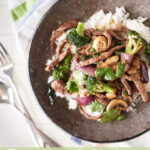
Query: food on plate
xmin=45 ymin=7 xmax=150 ymax=123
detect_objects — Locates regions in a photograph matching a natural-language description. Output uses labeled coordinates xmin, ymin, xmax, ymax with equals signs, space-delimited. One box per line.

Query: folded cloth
xmin=8 ymin=0 xmax=131 ymax=147
xmin=8 ymin=0 xmax=57 ymax=55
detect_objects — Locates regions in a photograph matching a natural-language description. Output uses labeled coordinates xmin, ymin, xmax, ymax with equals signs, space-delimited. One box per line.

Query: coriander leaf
xmin=96 ymin=68 xmax=115 ymax=81
xmin=65 ymin=80 xmax=79 ymax=93
xmin=89 ymin=100 xmax=104 ymax=113
xmin=101 ymin=109 xmax=118 ymax=123
xmin=117 ymin=114 xmax=125 ymax=121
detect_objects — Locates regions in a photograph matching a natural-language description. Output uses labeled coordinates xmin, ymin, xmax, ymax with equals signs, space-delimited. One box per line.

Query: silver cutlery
xmin=0 ymin=43 xmax=60 ymax=147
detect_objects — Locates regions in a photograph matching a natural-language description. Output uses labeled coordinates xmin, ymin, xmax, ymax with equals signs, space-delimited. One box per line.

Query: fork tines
xmin=0 ymin=43 xmax=11 ymax=66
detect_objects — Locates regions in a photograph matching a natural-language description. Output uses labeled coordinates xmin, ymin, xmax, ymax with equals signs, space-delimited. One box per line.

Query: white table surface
xmin=0 ymin=0 xmax=150 ymax=147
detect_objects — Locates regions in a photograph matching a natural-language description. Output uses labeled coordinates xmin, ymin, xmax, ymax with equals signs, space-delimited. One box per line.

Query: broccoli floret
xmin=66 ymin=29 xmax=91 ymax=48
xmin=86 ymin=76 xmax=116 ymax=94
xmin=125 ymin=30 xmax=146 ymax=55
xmin=73 ymin=70 xmax=87 ymax=86
xmin=52 ymin=54 xmax=72 ymax=81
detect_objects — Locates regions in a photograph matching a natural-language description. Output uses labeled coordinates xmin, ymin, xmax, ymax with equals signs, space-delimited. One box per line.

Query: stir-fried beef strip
xmin=121 ymin=77 xmax=132 ymax=96
xmin=108 ymin=30 xmax=125 ymax=41
xmin=78 ymin=45 xmax=125 ymax=66
xmin=78 ymin=105 xmax=102 ymax=120
xmin=45 ymin=47 xmax=70 ymax=72
xmin=121 ymin=77 xmax=133 ymax=104
xmin=84 ymin=28 xmax=102 ymax=39
xmin=50 ymin=19 xmax=78 ymax=50
xmin=94 ymin=93 xmax=109 ymax=106
xmin=76 ymin=44 xmax=89 ymax=51
xmin=111 ymin=25 xmax=129 ymax=33
xmin=51 ymin=80 xmax=66 ymax=94
xmin=79 ymin=45 xmax=92 ymax=55
xmin=122 ymin=74 xmax=148 ymax=103
xmin=56 ymin=39 xmax=68 ymax=55
xmin=133 ymin=80 xmax=148 ymax=103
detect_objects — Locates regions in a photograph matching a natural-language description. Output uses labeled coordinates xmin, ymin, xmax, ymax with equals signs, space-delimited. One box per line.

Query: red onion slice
xmin=74 ymin=95 xmax=94 ymax=105
xmin=120 ymin=53 xmax=133 ymax=65
xmin=79 ymin=66 xmax=96 ymax=77
xmin=140 ymin=61 xmax=149 ymax=83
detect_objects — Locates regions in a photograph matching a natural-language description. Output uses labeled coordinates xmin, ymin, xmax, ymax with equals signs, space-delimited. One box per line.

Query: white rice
xmin=82 ymin=105 xmax=101 ymax=117
xmin=48 ymin=7 xmax=150 ymax=115
xmin=55 ymin=91 xmax=78 ymax=110
xmin=84 ymin=7 xmax=150 ymax=43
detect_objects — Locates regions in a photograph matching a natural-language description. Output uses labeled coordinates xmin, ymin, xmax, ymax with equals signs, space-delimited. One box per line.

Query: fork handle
xmin=1 ymin=72 xmax=61 ymax=147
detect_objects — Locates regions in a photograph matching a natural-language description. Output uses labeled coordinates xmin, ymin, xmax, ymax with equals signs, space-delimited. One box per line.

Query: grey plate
xmin=29 ymin=0 xmax=150 ymax=142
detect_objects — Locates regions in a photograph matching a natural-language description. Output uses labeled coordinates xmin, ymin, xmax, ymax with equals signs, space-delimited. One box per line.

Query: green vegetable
xmin=86 ymin=76 xmax=116 ymax=94
xmin=117 ymin=114 xmax=125 ymax=121
xmin=90 ymin=48 xmax=96 ymax=52
xmin=115 ymin=62 xmax=124 ymax=78
xmin=103 ymin=84 xmax=116 ymax=93
xmin=80 ymin=55 xmax=86 ymax=60
xmin=65 ymin=70 xmax=87 ymax=93
xmin=52 ymin=55 xmax=72 ymax=81
xmin=124 ymin=90 xmax=128 ymax=96
xmin=145 ymin=44 xmax=150 ymax=65
xmin=47 ymin=85 xmax=54 ymax=106
xmin=65 ymin=80 xmax=79 ymax=93
xmin=92 ymin=53 xmax=100 ymax=57
xmin=145 ymin=44 xmax=150 ymax=55
xmin=66 ymin=29 xmax=91 ymax=48
xmin=125 ymin=30 xmax=146 ymax=55
xmin=73 ymin=70 xmax=87 ymax=86
xmin=101 ymin=109 xmax=118 ymax=123
xmin=88 ymin=100 xmax=104 ymax=113
xmin=96 ymin=68 xmax=115 ymax=81
xmin=114 ymin=48 xmax=125 ymax=55
xmin=76 ymin=22 xmax=84 ymax=37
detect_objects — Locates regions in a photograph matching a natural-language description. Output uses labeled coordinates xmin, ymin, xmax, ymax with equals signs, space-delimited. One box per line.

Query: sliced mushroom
xmin=97 ymin=55 xmax=119 ymax=71
xmin=92 ymin=36 xmax=108 ymax=51
xmin=106 ymin=99 xmax=128 ymax=111
xmin=106 ymin=93 xmax=116 ymax=99
xmin=127 ymin=55 xmax=141 ymax=75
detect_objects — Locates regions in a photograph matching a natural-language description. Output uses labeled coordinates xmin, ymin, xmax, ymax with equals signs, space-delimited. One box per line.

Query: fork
xmin=0 ymin=43 xmax=60 ymax=147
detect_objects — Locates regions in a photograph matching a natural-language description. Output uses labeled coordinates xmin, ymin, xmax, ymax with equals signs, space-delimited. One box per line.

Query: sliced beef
xmin=122 ymin=74 xmax=148 ymax=103
xmin=78 ymin=105 xmax=102 ymax=120
xmin=51 ymin=80 xmax=66 ymax=94
xmin=56 ymin=39 xmax=68 ymax=55
xmin=78 ymin=45 xmax=125 ymax=66
xmin=50 ymin=19 xmax=78 ymax=50
xmin=45 ymin=47 xmax=70 ymax=72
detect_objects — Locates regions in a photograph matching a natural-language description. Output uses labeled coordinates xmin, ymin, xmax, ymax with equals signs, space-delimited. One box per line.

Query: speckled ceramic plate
xmin=29 ymin=0 xmax=150 ymax=142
